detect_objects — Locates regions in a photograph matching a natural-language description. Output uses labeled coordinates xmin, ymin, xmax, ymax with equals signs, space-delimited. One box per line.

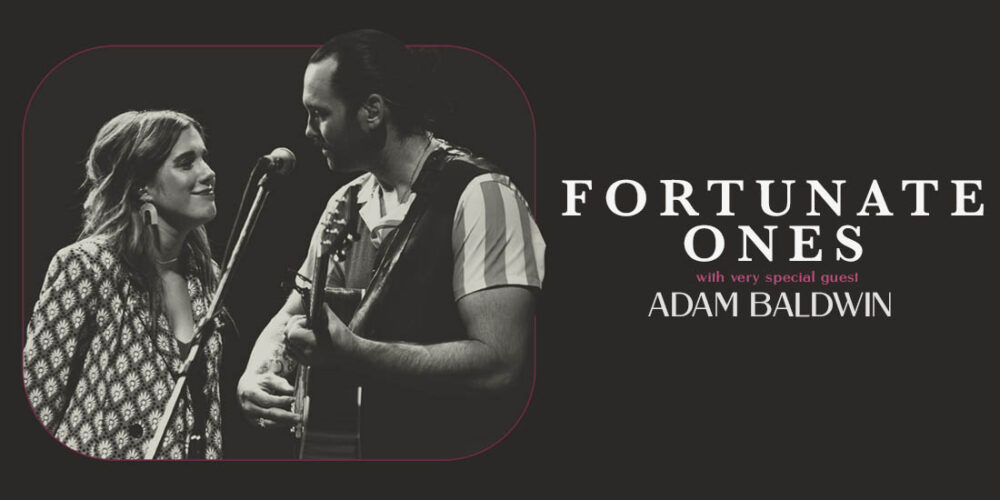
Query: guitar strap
xmin=349 ymin=149 xmax=448 ymax=336
xmin=349 ymin=187 xmax=430 ymax=336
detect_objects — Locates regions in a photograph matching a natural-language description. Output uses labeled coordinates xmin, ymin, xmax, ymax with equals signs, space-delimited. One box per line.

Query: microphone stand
xmin=145 ymin=161 xmax=281 ymax=459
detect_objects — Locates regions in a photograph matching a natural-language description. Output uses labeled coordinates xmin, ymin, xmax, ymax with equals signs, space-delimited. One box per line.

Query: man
xmin=237 ymin=30 xmax=545 ymax=458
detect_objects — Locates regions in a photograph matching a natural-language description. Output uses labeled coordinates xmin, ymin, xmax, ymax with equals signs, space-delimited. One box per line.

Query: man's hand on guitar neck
xmin=238 ymin=293 xmax=308 ymax=430
xmin=237 ymin=371 xmax=300 ymax=429
xmin=284 ymin=306 xmax=360 ymax=367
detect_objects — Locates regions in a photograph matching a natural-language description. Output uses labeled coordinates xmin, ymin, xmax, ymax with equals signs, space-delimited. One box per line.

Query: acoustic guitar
xmin=292 ymin=189 xmax=363 ymax=459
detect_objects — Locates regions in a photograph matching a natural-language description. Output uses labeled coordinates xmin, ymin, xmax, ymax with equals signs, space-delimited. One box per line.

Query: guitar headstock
xmin=319 ymin=196 xmax=357 ymax=263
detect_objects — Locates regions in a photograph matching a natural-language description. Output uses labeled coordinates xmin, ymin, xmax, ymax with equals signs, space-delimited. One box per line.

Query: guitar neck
xmin=293 ymin=193 xmax=362 ymax=459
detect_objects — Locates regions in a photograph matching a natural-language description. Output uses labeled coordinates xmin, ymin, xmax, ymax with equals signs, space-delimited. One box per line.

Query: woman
xmin=24 ymin=110 xmax=225 ymax=459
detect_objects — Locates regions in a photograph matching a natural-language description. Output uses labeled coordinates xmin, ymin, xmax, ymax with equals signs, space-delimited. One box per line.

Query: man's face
xmin=302 ymin=57 xmax=367 ymax=173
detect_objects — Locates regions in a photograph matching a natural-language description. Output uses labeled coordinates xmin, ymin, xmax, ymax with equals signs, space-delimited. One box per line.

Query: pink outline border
xmin=21 ymin=44 xmax=539 ymax=462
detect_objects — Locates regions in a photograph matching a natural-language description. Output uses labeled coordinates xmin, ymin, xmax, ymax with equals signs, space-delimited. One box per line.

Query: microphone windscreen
xmin=266 ymin=147 xmax=296 ymax=176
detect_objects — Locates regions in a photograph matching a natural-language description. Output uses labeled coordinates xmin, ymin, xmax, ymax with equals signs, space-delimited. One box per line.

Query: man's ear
xmin=358 ymin=93 xmax=387 ymax=130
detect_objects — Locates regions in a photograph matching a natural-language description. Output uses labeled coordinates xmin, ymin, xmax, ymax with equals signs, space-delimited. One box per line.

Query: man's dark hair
xmin=310 ymin=29 xmax=433 ymax=134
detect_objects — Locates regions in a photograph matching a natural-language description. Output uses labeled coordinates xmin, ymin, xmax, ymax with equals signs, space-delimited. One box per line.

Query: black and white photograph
xmin=13 ymin=9 xmax=997 ymax=495
xmin=22 ymin=30 xmax=540 ymax=461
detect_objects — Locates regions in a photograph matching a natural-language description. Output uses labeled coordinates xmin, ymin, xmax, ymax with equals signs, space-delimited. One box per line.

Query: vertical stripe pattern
xmin=481 ymin=181 xmax=508 ymax=288
xmin=516 ymin=193 xmax=540 ymax=286
xmin=452 ymin=173 xmax=546 ymax=300
xmin=460 ymin=183 xmax=488 ymax=296
xmin=452 ymin=202 xmax=468 ymax=298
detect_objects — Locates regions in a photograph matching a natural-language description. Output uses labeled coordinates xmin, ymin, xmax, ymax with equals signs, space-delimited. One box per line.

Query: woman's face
xmin=145 ymin=127 xmax=217 ymax=231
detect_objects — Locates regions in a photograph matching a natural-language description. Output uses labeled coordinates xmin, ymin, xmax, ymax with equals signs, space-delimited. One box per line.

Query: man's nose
xmin=305 ymin=117 xmax=318 ymax=141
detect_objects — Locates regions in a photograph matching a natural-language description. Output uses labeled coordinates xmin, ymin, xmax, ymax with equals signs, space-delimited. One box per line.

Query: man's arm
xmin=237 ymin=292 xmax=306 ymax=427
xmin=286 ymin=173 xmax=542 ymax=395
xmin=238 ymin=180 xmax=361 ymax=427
xmin=285 ymin=285 xmax=535 ymax=395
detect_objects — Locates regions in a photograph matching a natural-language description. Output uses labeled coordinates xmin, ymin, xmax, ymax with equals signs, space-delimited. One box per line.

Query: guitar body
xmin=296 ymin=287 xmax=365 ymax=459
xmin=298 ymin=366 xmax=361 ymax=458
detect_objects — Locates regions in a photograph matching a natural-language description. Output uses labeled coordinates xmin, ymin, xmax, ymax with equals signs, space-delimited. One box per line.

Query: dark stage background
xmin=13 ymin=12 xmax=999 ymax=495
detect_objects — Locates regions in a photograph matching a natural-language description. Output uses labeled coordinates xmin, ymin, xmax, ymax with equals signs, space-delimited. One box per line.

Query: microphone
xmin=259 ymin=147 xmax=296 ymax=176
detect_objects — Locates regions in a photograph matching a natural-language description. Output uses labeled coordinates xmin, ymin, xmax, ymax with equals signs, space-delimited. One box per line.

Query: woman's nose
xmin=200 ymin=162 xmax=216 ymax=186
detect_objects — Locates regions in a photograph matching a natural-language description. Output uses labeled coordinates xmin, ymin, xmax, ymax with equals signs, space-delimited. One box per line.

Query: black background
xmin=11 ymin=8 xmax=998 ymax=494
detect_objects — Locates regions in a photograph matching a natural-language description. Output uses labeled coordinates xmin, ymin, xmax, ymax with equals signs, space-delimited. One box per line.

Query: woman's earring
xmin=139 ymin=192 xmax=158 ymax=226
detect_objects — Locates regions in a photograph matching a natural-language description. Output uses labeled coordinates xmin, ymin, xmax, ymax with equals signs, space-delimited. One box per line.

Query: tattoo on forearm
xmin=257 ymin=342 xmax=297 ymax=376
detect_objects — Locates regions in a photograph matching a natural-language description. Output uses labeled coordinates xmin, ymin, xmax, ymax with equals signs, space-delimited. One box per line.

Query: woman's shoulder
xmin=51 ymin=235 xmax=119 ymax=271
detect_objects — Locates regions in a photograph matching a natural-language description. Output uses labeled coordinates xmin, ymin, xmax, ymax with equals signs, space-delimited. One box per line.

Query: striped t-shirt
xmin=299 ymin=170 xmax=545 ymax=301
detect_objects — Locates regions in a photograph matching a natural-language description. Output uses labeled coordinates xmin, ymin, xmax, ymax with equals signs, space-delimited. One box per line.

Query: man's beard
xmin=324 ymin=127 xmax=379 ymax=174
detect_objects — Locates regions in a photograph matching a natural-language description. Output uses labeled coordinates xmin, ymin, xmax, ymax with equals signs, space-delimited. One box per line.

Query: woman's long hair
xmin=79 ymin=110 xmax=218 ymax=329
